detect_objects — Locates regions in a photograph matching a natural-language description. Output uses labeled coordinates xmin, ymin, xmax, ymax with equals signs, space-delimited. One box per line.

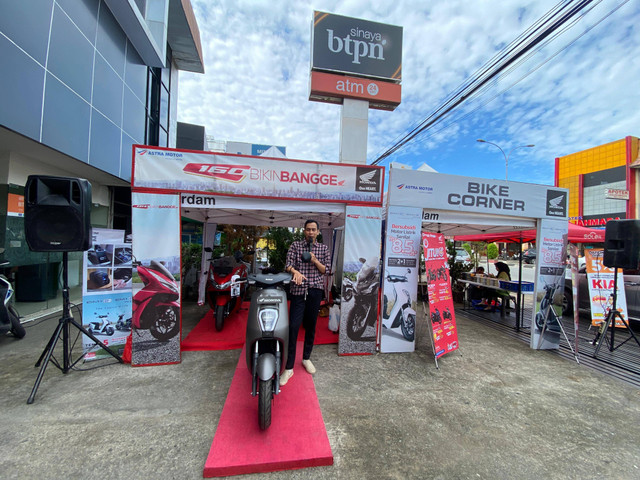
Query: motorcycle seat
xmin=386 ymin=274 xmax=407 ymax=283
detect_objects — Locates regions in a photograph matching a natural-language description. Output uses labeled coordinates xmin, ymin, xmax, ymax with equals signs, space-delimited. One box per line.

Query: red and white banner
xmin=422 ymin=232 xmax=459 ymax=358
xmin=133 ymin=146 xmax=384 ymax=204
xmin=585 ymin=248 xmax=628 ymax=328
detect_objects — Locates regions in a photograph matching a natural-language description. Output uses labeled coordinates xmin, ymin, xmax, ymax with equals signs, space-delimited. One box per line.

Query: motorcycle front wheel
xmin=150 ymin=306 xmax=180 ymax=341
xmin=8 ymin=305 xmax=25 ymax=339
xmin=346 ymin=304 xmax=369 ymax=340
xmin=401 ymin=312 xmax=415 ymax=341
xmin=258 ymin=378 xmax=273 ymax=430
xmin=215 ymin=304 xmax=225 ymax=331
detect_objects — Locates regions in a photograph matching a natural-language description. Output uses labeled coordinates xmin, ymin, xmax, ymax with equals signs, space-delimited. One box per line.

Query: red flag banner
xmin=422 ymin=232 xmax=459 ymax=358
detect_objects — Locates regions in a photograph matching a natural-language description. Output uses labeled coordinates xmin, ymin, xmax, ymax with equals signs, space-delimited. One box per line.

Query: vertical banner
xmin=82 ymin=228 xmax=131 ymax=360
xmin=568 ymin=244 xmax=580 ymax=356
xmin=132 ymin=193 xmax=182 ymax=366
xmin=585 ymin=248 xmax=628 ymax=328
xmin=380 ymin=206 xmax=421 ymax=353
xmin=531 ymin=219 xmax=568 ymax=349
xmin=422 ymin=232 xmax=459 ymax=359
xmin=338 ymin=206 xmax=382 ymax=355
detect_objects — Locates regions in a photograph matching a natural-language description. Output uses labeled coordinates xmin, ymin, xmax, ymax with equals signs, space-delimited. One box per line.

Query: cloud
xmin=178 ymin=0 xmax=640 ymax=184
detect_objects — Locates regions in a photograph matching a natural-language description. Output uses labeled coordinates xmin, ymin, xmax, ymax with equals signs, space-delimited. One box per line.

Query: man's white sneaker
xmin=302 ymin=359 xmax=316 ymax=374
xmin=279 ymin=369 xmax=293 ymax=386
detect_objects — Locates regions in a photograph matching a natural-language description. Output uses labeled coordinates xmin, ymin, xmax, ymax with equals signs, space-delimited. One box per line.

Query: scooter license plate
xmin=231 ymin=284 xmax=240 ymax=297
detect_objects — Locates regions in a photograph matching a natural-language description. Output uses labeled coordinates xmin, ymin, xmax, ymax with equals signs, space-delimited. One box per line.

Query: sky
xmin=177 ymin=0 xmax=640 ymax=186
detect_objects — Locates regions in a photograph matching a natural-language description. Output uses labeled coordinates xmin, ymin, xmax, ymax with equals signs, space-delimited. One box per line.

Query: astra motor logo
xmin=183 ymin=164 xmax=251 ymax=183
xmin=138 ymin=149 xmax=183 ymax=158
xmin=396 ymin=184 xmax=433 ymax=193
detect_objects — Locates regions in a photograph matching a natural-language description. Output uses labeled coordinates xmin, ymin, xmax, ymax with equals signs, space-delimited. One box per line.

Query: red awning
xmin=455 ymin=223 xmax=605 ymax=244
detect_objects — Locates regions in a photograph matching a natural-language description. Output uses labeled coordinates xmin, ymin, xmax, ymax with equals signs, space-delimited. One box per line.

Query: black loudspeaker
xmin=24 ymin=175 xmax=92 ymax=252
xmin=603 ymin=220 xmax=640 ymax=269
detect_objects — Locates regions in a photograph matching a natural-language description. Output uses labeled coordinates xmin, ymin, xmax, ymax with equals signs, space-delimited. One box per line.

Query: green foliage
xmin=264 ymin=227 xmax=304 ymax=273
xmin=487 ymin=242 xmax=499 ymax=260
xmin=462 ymin=243 xmax=472 ymax=256
xmin=181 ymin=243 xmax=202 ymax=275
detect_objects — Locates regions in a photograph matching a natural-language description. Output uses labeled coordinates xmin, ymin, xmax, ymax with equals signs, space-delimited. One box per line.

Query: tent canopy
xmin=454 ymin=223 xmax=605 ymax=244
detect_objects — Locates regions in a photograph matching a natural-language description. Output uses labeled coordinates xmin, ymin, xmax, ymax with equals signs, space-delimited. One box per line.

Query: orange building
xmin=555 ymin=136 xmax=640 ymax=227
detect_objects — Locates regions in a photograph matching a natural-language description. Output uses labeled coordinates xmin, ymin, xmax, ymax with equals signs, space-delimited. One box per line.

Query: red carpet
xmin=182 ymin=302 xmax=338 ymax=351
xmin=203 ymin=343 xmax=333 ymax=477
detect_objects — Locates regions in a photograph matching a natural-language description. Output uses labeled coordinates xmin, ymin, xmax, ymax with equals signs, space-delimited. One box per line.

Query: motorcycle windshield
xmin=149 ymin=260 xmax=174 ymax=281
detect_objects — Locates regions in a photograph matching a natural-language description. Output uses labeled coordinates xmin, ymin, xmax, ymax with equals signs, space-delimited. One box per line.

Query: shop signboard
xmin=133 ymin=146 xmax=384 ymax=204
xmin=422 ymin=232 xmax=459 ymax=359
xmin=584 ymin=248 xmax=628 ymax=328
xmin=309 ymin=71 xmax=401 ymax=110
xmin=311 ymin=11 xmax=402 ymax=81
xmin=389 ymin=169 xmax=568 ymax=220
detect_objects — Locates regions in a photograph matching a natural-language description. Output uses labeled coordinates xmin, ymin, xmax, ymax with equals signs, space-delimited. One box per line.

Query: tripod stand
xmin=27 ymin=252 xmax=123 ymax=404
xmin=593 ymin=267 xmax=640 ymax=357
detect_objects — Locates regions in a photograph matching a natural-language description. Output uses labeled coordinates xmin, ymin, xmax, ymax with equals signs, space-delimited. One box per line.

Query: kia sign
xmin=309 ymin=71 xmax=401 ymax=110
xmin=312 ymin=11 xmax=402 ymax=81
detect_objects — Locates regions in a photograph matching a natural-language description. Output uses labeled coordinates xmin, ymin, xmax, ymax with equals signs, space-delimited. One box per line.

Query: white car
xmin=451 ymin=248 xmax=471 ymax=263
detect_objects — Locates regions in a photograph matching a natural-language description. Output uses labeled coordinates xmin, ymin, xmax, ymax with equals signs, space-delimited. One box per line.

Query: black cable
xmin=372 ymin=0 xmax=599 ymax=165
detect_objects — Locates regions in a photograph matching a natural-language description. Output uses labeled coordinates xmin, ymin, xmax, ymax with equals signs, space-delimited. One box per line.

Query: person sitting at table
xmin=468 ymin=266 xmax=486 ymax=301
xmin=480 ymin=262 xmax=511 ymax=311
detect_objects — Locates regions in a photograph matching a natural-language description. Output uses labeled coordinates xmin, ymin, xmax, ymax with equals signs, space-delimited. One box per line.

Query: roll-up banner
xmin=338 ymin=206 xmax=382 ymax=355
xmin=422 ymin=232 xmax=459 ymax=359
xmin=380 ymin=206 xmax=422 ymax=353
xmin=82 ymin=228 xmax=131 ymax=361
xmin=131 ymin=193 xmax=182 ymax=366
xmin=531 ymin=219 xmax=568 ymax=349
xmin=585 ymin=248 xmax=628 ymax=328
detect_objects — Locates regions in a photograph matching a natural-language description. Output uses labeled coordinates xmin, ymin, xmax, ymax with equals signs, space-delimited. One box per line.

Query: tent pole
xmin=516 ymin=235 xmax=523 ymax=331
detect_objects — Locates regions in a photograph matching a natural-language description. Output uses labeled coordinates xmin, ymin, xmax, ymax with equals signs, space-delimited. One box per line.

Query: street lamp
xmin=477 ymin=139 xmax=535 ymax=181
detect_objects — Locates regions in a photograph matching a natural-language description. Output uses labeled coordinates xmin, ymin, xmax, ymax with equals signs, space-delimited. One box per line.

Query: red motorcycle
xmin=206 ymin=250 xmax=249 ymax=331
xmin=132 ymin=260 xmax=180 ymax=341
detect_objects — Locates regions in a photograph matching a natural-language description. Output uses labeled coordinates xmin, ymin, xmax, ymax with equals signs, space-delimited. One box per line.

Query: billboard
xmin=309 ymin=71 xmax=401 ymax=110
xmin=312 ymin=11 xmax=402 ymax=81
xmin=133 ymin=146 xmax=384 ymax=204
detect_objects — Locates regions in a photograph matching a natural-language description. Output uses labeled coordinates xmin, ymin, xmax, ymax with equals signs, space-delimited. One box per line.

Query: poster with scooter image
xmin=82 ymin=228 xmax=132 ymax=360
xmin=380 ymin=206 xmax=422 ymax=353
xmin=422 ymin=232 xmax=459 ymax=359
xmin=81 ymin=292 xmax=131 ymax=360
xmin=338 ymin=206 xmax=382 ymax=355
xmin=530 ymin=219 xmax=568 ymax=350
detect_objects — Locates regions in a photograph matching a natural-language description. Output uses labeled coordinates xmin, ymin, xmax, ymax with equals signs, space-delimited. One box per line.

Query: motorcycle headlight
xmin=259 ymin=308 xmax=279 ymax=332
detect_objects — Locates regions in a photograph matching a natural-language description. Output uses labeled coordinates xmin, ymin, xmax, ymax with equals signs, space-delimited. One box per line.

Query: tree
xmin=264 ymin=227 xmax=304 ymax=272
xmin=217 ymin=224 xmax=267 ymax=262
xmin=487 ymin=242 xmax=499 ymax=260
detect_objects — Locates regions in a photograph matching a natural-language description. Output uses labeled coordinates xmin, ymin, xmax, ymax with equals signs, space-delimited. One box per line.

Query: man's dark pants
xmin=285 ymin=287 xmax=323 ymax=370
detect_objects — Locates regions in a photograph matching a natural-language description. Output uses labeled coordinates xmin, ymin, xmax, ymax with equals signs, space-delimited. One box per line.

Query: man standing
xmin=280 ymin=219 xmax=330 ymax=386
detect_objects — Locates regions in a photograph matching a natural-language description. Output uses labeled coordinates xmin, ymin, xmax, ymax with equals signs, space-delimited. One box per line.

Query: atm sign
xmin=309 ymin=71 xmax=401 ymax=110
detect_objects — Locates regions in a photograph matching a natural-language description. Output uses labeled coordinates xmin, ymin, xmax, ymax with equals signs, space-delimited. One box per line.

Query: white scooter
xmin=382 ymin=268 xmax=416 ymax=341
xmin=0 ymin=260 xmax=26 ymax=339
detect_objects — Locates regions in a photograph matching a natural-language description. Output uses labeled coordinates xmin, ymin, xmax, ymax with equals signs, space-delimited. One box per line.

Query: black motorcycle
xmin=343 ymin=257 xmax=379 ymax=341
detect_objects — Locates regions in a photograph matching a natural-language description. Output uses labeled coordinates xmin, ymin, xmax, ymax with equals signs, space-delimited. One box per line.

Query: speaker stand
xmin=593 ymin=267 xmax=640 ymax=357
xmin=27 ymin=252 xmax=123 ymax=404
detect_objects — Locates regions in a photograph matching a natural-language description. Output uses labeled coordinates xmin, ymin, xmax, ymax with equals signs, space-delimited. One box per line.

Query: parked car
xmin=523 ymin=249 xmax=536 ymax=264
xmin=563 ymin=266 xmax=640 ymax=323
xmin=449 ymin=248 xmax=471 ymax=263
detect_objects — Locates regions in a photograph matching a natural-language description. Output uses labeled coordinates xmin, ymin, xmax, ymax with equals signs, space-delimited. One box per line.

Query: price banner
xmin=422 ymin=232 xmax=459 ymax=358
xmin=585 ymin=248 xmax=628 ymax=328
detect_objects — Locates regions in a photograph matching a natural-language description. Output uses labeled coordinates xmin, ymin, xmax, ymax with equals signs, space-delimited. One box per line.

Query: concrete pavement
xmin=1 ymin=301 xmax=639 ymax=479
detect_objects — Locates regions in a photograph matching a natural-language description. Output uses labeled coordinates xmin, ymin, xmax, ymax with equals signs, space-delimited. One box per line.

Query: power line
xmin=371 ymin=0 xmax=599 ymax=165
